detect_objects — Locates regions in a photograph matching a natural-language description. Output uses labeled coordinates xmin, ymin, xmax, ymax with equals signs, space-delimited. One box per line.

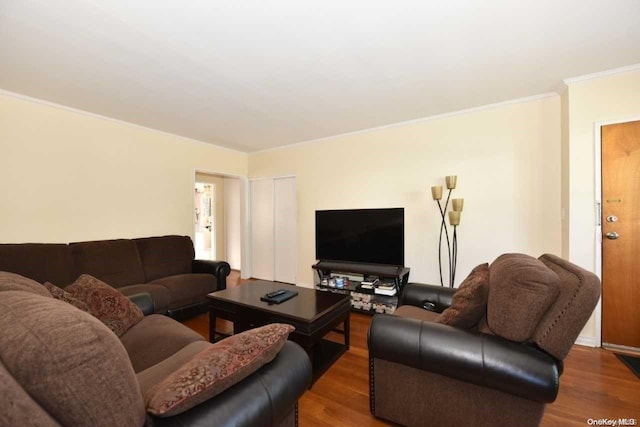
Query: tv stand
xmin=312 ymin=261 xmax=410 ymax=314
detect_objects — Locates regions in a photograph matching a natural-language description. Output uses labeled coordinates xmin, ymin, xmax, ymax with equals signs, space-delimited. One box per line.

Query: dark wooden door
xmin=601 ymin=120 xmax=640 ymax=349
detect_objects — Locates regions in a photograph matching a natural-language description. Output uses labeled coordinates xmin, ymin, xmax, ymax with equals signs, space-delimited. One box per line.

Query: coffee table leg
xmin=344 ymin=313 xmax=350 ymax=350
xmin=209 ymin=310 xmax=217 ymax=343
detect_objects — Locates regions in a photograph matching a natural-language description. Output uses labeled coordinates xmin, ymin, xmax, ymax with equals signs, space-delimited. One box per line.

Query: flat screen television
xmin=315 ymin=208 xmax=404 ymax=266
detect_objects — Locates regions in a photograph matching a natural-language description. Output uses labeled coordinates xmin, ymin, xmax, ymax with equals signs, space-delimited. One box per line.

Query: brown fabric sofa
xmin=368 ymin=253 xmax=601 ymax=427
xmin=0 ymin=272 xmax=312 ymax=427
xmin=0 ymin=235 xmax=231 ymax=319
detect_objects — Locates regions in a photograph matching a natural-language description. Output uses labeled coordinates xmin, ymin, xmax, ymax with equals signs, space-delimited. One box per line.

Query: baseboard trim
xmin=575 ymin=335 xmax=598 ymax=347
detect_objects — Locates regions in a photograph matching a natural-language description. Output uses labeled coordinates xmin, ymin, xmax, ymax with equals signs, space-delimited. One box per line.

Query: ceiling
xmin=1 ymin=1 xmax=639 ymax=152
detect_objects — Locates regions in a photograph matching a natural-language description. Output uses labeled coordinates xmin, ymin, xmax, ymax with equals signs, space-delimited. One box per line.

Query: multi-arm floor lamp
xmin=431 ymin=175 xmax=464 ymax=288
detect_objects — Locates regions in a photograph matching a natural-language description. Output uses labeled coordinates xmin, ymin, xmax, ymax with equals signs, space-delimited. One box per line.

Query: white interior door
xmin=274 ymin=177 xmax=297 ymax=284
xmin=250 ymin=179 xmax=275 ymax=280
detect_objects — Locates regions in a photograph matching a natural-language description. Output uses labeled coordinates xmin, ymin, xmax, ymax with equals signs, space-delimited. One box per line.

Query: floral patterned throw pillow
xmin=64 ymin=274 xmax=143 ymax=336
xmin=44 ymin=282 xmax=91 ymax=313
xmin=146 ymin=323 xmax=295 ymax=417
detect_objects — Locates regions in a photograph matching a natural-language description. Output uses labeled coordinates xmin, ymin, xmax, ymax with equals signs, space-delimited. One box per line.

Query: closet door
xmin=274 ymin=177 xmax=297 ymax=284
xmin=250 ymin=179 xmax=275 ymax=281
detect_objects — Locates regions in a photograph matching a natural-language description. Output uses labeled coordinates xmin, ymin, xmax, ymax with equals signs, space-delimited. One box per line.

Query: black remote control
xmin=266 ymin=290 xmax=286 ymax=298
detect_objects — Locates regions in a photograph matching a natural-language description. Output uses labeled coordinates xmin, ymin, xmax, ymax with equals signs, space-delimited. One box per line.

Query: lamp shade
xmin=452 ymin=198 xmax=464 ymax=212
xmin=445 ymin=175 xmax=457 ymax=189
xmin=431 ymin=186 xmax=443 ymax=200
xmin=448 ymin=211 xmax=461 ymax=226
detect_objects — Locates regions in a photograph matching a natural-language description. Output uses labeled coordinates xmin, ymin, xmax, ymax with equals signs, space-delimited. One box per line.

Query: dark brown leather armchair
xmin=368 ymin=254 xmax=601 ymax=427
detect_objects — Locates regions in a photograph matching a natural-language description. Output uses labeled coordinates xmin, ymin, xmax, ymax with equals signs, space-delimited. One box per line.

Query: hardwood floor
xmin=183 ymin=271 xmax=640 ymax=426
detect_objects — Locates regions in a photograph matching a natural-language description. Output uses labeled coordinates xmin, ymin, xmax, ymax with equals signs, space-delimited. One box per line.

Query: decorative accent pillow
xmin=44 ymin=282 xmax=91 ymax=312
xmin=146 ymin=323 xmax=295 ymax=417
xmin=65 ymin=274 xmax=143 ymax=337
xmin=435 ymin=263 xmax=489 ymax=328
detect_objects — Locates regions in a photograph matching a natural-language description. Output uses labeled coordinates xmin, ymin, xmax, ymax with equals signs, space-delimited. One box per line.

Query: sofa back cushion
xmin=70 ymin=239 xmax=145 ymax=287
xmin=0 ymin=290 xmax=146 ymax=427
xmin=134 ymin=235 xmax=195 ymax=282
xmin=0 ymin=243 xmax=76 ymax=286
xmin=487 ymin=254 xmax=560 ymax=342
xmin=534 ymin=254 xmax=601 ymax=360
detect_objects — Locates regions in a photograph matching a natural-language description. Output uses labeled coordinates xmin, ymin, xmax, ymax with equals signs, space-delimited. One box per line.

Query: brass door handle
xmin=605 ymin=231 xmax=619 ymax=240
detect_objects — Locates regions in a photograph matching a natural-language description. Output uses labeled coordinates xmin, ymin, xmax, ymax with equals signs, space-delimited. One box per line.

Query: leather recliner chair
xmin=368 ymin=254 xmax=601 ymax=427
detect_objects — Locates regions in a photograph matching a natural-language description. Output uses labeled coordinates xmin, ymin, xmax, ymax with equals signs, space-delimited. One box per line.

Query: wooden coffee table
xmin=207 ymin=280 xmax=350 ymax=383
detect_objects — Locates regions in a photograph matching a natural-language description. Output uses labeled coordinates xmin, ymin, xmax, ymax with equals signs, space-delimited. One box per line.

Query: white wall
xmin=565 ymin=69 xmax=640 ymax=340
xmin=249 ymin=95 xmax=562 ymax=288
xmin=224 ymin=177 xmax=242 ymax=270
xmin=0 ymin=92 xmax=247 ymax=243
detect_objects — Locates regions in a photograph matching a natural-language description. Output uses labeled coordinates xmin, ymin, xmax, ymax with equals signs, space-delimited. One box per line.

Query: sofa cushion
xmin=150 ymin=274 xmax=216 ymax=309
xmin=134 ymin=235 xmax=195 ymax=282
xmin=137 ymin=341 xmax=212 ymax=397
xmin=120 ymin=314 xmax=206 ymax=372
xmin=0 ymin=271 xmax=52 ymax=298
xmin=65 ymin=274 xmax=144 ymax=337
xmin=146 ymin=323 xmax=294 ymax=417
xmin=487 ymin=254 xmax=560 ymax=342
xmin=119 ymin=283 xmax=171 ymax=314
xmin=0 ymin=291 xmax=146 ymax=427
xmin=394 ymin=305 xmax=440 ymax=322
xmin=0 ymin=361 xmax=60 ymax=427
xmin=70 ymin=239 xmax=145 ymax=287
xmin=435 ymin=263 xmax=489 ymax=328
xmin=44 ymin=282 xmax=90 ymax=312
xmin=0 ymin=243 xmax=76 ymax=286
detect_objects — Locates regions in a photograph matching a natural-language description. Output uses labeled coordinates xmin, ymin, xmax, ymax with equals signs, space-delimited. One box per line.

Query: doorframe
xmin=593 ymin=115 xmax=640 ymax=348
xmin=192 ymin=169 xmax=250 ymax=278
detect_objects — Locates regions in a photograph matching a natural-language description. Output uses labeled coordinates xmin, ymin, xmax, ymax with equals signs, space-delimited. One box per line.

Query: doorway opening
xmin=194 ymin=172 xmax=243 ymax=272
xmin=194 ymin=183 xmax=215 ymax=260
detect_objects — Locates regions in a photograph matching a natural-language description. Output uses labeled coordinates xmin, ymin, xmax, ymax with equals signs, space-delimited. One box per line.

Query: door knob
xmin=605 ymin=231 xmax=619 ymax=240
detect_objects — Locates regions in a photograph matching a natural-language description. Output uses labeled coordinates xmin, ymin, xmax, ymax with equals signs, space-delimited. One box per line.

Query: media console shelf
xmin=312 ymin=261 xmax=410 ymax=314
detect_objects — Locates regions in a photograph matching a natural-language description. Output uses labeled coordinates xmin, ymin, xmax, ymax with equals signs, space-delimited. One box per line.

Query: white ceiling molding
xmin=563 ymin=63 xmax=640 ymax=85
xmin=1 ymin=1 xmax=639 ymax=152
xmin=0 ymin=88 xmax=245 ymax=155
xmin=249 ymin=92 xmax=559 ymax=155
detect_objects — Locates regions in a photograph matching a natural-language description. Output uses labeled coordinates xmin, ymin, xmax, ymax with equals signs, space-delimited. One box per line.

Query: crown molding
xmin=554 ymin=81 xmax=568 ymax=95
xmin=0 ymin=88 xmax=247 ymax=155
xmin=563 ymin=63 xmax=640 ymax=85
xmin=250 ymin=92 xmax=558 ymax=155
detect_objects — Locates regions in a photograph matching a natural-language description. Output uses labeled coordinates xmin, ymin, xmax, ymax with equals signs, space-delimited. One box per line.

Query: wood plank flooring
xmin=183 ymin=271 xmax=640 ymax=426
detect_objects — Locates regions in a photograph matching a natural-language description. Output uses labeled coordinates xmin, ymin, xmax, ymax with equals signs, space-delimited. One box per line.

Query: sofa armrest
xmin=151 ymin=341 xmax=311 ymax=427
xmin=400 ymin=282 xmax=457 ymax=312
xmin=127 ymin=292 xmax=155 ymax=316
xmin=192 ymin=260 xmax=231 ymax=290
xmin=368 ymin=314 xmax=559 ymax=403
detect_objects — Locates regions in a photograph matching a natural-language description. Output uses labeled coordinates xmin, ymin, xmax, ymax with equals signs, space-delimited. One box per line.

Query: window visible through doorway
xmin=194 ymin=183 xmax=215 ymax=260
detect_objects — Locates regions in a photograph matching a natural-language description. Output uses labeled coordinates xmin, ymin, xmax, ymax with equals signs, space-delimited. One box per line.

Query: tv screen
xmin=315 ymin=208 xmax=404 ymax=265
